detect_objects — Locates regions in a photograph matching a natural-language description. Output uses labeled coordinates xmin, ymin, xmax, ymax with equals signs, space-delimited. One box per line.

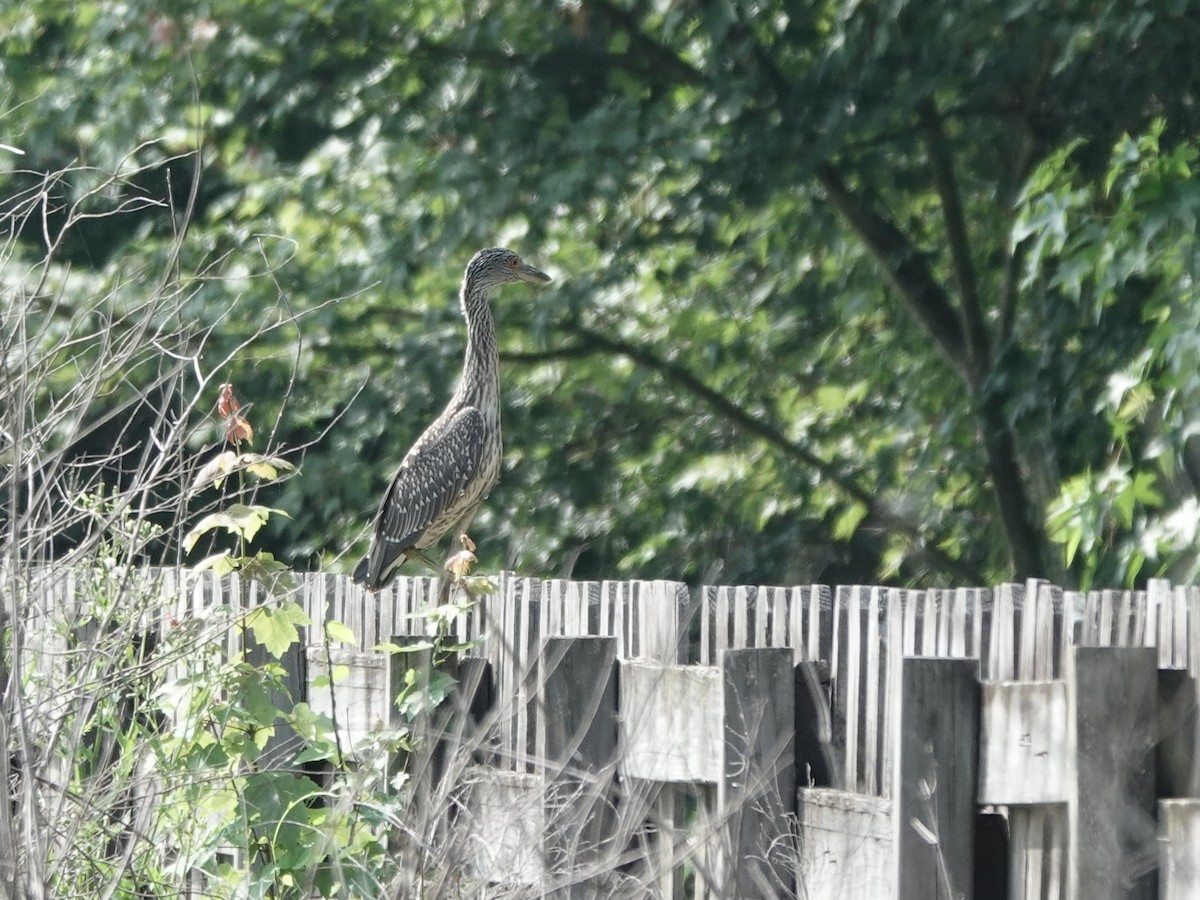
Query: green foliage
xmin=4 ymin=0 xmax=1200 ymax=592
xmin=1030 ymin=125 xmax=1200 ymax=586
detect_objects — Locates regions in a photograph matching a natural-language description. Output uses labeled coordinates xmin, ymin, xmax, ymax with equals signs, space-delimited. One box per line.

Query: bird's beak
xmin=517 ymin=262 xmax=552 ymax=284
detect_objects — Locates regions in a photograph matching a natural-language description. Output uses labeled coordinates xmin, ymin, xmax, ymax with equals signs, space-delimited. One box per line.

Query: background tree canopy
xmin=4 ymin=0 xmax=1200 ymax=589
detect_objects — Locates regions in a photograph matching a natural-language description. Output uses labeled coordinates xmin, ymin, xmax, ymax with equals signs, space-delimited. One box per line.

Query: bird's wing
xmin=359 ymin=406 xmax=485 ymax=587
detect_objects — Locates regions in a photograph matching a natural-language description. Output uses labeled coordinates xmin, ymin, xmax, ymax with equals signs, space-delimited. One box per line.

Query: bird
xmin=352 ymin=247 xmax=552 ymax=591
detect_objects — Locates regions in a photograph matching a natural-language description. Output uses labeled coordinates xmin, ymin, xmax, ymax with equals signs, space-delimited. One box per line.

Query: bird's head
xmin=464 ymin=247 xmax=552 ymax=291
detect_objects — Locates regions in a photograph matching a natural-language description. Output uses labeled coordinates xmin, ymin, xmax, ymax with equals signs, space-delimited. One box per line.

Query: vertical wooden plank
xmin=797 ymin=788 xmax=893 ymax=900
xmin=974 ymin=812 xmax=1009 ymax=900
xmin=1043 ymin=582 xmax=1064 ymax=679
xmin=893 ymin=656 xmax=980 ymax=900
xmin=1068 ymin=646 xmax=1157 ymax=900
xmin=1172 ymin=585 xmax=1189 ymax=671
xmin=814 ymin=584 xmax=834 ymax=673
xmin=1063 ymin=589 xmax=1084 ymax=660
xmin=659 ymin=581 xmax=690 ymax=663
xmin=834 ymin=586 xmax=862 ymax=792
xmin=732 ymin=586 xmax=750 ymax=650
xmin=804 ymin=585 xmax=820 ymax=662
xmin=1150 ymin=578 xmax=1173 ymax=668
xmin=1116 ymin=589 xmax=1135 ymax=646
xmin=1190 ymin=586 xmax=1200 ymax=681
xmin=607 ymin=580 xmax=630 ymax=661
xmin=882 ymin=587 xmax=905 ymax=801
xmin=715 ymin=585 xmax=730 ymax=662
xmin=1161 ymin=800 xmax=1200 ymax=900
xmin=720 ymin=647 xmax=796 ymax=899
xmin=1018 ymin=578 xmax=1038 ymax=679
xmin=1157 ymin=669 xmax=1199 ymax=799
xmin=790 ymin=587 xmax=805 ymax=664
xmin=770 ymin=586 xmax=787 ymax=650
xmin=699 ymin=585 xmax=713 ymax=666
xmin=902 ymin=588 xmax=919 ymax=657
xmin=753 ymin=585 xmax=769 ymax=648
xmin=992 ymin=583 xmax=1020 ymax=682
xmin=1009 ymin=809 xmax=1032 ymax=900
xmin=1098 ymin=589 xmax=1118 ymax=645
xmin=1080 ymin=590 xmax=1100 ymax=645
xmin=496 ymin=575 xmax=541 ymax=772
xmin=935 ymin=588 xmax=952 ymax=656
xmin=1046 ymin=803 xmax=1067 ymax=900
xmin=1013 ymin=804 xmax=1070 ymax=900
xmin=948 ymin=587 xmax=968 ymax=658
xmin=863 ymin=586 xmax=883 ymax=797
xmin=541 ymin=636 xmax=619 ymax=899
xmin=976 ymin=588 xmax=994 ymax=680
xmin=920 ymin=588 xmax=938 ymax=655
xmin=524 ymin=578 xmax=544 ymax=773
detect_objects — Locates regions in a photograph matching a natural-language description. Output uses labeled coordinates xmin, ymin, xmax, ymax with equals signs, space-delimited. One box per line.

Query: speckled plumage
xmin=353 ymin=248 xmax=551 ymax=591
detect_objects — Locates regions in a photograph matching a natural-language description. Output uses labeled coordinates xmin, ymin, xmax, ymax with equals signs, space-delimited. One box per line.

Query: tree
xmin=4 ymin=0 xmax=1199 ymax=587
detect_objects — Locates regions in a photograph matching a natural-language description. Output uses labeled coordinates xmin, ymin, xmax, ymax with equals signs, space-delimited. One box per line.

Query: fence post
xmin=1157 ymin=668 xmax=1199 ymax=798
xmin=720 ymin=646 xmax=796 ymax=899
xmin=540 ymin=636 xmax=619 ymax=899
xmin=1068 ymin=646 xmax=1157 ymax=900
xmin=893 ymin=656 xmax=979 ymax=900
xmin=1160 ymin=799 xmax=1200 ymax=900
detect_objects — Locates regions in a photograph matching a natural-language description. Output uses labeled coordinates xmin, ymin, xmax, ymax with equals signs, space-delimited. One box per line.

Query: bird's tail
xmin=351 ymin=549 xmax=407 ymax=592
xmin=351 ymin=555 xmax=371 ymax=587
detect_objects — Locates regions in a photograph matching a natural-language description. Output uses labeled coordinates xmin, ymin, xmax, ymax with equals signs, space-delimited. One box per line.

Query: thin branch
xmin=506 ymin=327 xmax=984 ymax=583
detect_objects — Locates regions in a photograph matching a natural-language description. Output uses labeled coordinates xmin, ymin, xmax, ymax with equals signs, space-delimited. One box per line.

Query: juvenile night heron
xmin=352 ymin=247 xmax=552 ymax=591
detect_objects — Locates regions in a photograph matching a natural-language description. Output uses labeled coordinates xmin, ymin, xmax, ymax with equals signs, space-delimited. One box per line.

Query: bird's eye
xmin=508 ymin=256 xmax=520 ymax=269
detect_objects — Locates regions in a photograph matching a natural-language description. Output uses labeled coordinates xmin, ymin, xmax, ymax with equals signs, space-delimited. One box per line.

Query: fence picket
xmin=26 ymin=567 xmax=1200 ymax=899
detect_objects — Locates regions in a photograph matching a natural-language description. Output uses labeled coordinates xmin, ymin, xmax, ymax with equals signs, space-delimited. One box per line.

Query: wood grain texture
xmin=1069 ymin=646 xmax=1157 ymax=900
xmin=1160 ymin=799 xmax=1200 ymax=900
xmin=720 ymin=647 xmax=796 ymax=899
xmin=893 ymin=656 xmax=980 ymax=900
xmin=619 ymin=662 xmax=722 ymax=783
xmin=978 ymin=680 xmax=1070 ymax=805
xmin=797 ymin=788 xmax=894 ymax=900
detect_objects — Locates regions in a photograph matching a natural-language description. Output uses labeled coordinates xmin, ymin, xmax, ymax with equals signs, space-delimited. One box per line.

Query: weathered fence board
xmin=1160 ymin=799 xmax=1200 ymax=900
xmin=1069 ymin=646 xmax=1158 ymax=900
xmin=978 ymin=681 xmax=1070 ymax=805
xmin=24 ymin=568 xmax=1200 ymax=900
xmin=797 ymin=788 xmax=893 ymax=900
xmin=619 ymin=662 xmax=722 ymax=783
xmin=893 ymin=656 xmax=980 ymax=900
xmin=719 ymin=647 xmax=796 ymax=898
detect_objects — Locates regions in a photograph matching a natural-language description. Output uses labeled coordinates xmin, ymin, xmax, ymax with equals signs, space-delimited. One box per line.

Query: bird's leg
xmin=443 ymin=533 xmax=477 ymax=580
xmin=410 ymin=548 xmax=445 ymax=576
xmin=436 ymin=534 xmax=478 ymax=608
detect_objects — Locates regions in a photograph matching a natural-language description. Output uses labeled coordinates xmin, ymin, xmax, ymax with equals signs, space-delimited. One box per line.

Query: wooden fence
xmin=24 ymin=570 xmax=1200 ymax=898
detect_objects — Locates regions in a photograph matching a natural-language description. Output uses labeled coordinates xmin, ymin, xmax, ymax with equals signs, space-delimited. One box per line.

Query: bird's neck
xmin=457 ymin=284 xmax=500 ymax=410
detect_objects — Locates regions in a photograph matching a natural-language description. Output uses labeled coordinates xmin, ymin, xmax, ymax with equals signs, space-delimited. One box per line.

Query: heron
xmin=352 ymin=247 xmax=552 ymax=591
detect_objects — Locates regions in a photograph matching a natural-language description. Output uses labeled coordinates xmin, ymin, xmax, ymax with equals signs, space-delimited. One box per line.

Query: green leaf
xmin=192 ymin=452 xmax=296 ymax=492
xmin=832 ymin=502 xmax=868 ymax=541
xmin=183 ymin=504 xmax=287 ymax=552
xmin=244 ymin=601 xmax=311 ymax=658
xmin=192 ymin=551 xmax=238 ymax=575
xmin=325 ymin=620 xmax=357 ymax=646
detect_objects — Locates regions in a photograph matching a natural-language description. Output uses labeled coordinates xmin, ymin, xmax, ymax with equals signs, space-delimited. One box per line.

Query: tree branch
xmin=505 ymin=328 xmax=985 ymax=583
xmin=917 ymin=98 xmax=990 ymax=378
xmin=814 ymin=163 xmax=971 ymax=380
xmin=587 ymin=0 xmax=706 ymax=87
